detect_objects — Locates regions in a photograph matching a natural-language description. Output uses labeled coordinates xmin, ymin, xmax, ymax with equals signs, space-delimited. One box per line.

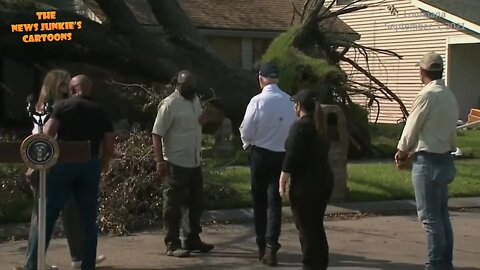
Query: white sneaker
xmin=71 ymin=254 xmax=106 ymax=269
xmin=12 ymin=265 xmax=58 ymax=270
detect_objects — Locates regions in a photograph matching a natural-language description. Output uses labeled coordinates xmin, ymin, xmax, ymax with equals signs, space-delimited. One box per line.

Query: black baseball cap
xmin=290 ymin=89 xmax=319 ymax=103
xmin=258 ymin=62 xmax=279 ymax=78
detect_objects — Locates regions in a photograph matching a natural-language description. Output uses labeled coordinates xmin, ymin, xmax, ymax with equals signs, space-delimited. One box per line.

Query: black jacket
xmin=282 ymin=115 xmax=333 ymax=186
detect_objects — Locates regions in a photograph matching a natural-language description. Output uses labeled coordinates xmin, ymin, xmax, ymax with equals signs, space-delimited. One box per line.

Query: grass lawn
xmin=347 ymin=159 xmax=480 ymax=201
xmin=207 ymin=129 xmax=480 ymax=205
xmin=349 ymin=128 xmax=480 ymax=201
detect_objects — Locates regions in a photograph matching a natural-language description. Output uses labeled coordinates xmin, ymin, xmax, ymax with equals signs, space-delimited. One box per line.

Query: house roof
xmin=413 ymin=0 xmax=480 ymax=34
xmin=417 ymin=0 xmax=480 ymax=26
xmin=84 ymin=0 xmax=359 ymax=38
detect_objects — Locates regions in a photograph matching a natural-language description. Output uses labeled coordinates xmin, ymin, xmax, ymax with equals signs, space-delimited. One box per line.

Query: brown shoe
xmin=258 ymin=246 xmax=266 ymax=261
xmin=261 ymin=244 xmax=280 ymax=266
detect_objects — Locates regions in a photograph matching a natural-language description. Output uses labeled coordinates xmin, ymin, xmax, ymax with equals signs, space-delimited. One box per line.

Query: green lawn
xmin=347 ymin=159 xmax=480 ymax=201
xmin=206 ymin=129 xmax=480 ymax=205
xmin=348 ymin=128 xmax=480 ymax=201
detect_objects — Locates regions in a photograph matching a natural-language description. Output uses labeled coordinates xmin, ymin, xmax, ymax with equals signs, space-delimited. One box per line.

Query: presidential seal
xmin=20 ymin=134 xmax=59 ymax=169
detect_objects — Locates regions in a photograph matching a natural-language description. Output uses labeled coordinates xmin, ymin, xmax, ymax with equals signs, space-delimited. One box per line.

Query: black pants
xmin=250 ymin=146 xmax=284 ymax=249
xmin=27 ymin=172 xmax=84 ymax=262
xmin=290 ymin=178 xmax=333 ymax=269
xmin=163 ymin=163 xmax=204 ymax=248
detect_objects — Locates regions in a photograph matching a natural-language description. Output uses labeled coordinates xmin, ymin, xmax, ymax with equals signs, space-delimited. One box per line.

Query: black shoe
xmin=184 ymin=240 xmax=214 ymax=253
xmin=302 ymin=265 xmax=327 ymax=270
xmin=258 ymin=246 xmax=266 ymax=261
xmin=261 ymin=244 xmax=280 ymax=266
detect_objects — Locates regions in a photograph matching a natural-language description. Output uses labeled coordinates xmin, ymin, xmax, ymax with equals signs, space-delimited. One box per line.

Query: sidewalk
xmin=1 ymin=209 xmax=479 ymax=269
xmin=2 ymin=197 xmax=480 ymax=242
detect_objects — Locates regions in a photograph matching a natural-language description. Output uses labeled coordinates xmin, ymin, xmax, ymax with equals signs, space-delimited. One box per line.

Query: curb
xmin=202 ymin=197 xmax=480 ymax=223
xmin=2 ymin=197 xmax=479 ymax=242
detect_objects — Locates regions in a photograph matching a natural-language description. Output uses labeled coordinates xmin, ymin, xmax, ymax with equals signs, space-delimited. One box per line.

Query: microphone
xmin=26 ymin=94 xmax=35 ymax=104
xmin=43 ymin=101 xmax=54 ymax=123
xmin=26 ymin=95 xmax=36 ymax=117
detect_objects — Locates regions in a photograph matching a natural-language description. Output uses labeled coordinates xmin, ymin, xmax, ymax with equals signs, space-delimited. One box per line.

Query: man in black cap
xmin=239 ymin=62 xmax=296 ymax=266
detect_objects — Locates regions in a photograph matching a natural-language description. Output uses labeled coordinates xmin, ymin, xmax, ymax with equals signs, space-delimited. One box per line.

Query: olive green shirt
xmin=397 ymin=79 xmax=458 ymax=154
xmin=152 ymin=90 xmax=203 ymax=168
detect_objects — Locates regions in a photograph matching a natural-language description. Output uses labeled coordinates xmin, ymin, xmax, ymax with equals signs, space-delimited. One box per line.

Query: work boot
xmin=261 ymin=244 xmax=280 ymax=266
xmin=258 ymin=246 xmax=266 ymax=261
xmin=166 ymin=243 xmax=190 ymax=258
xmin=184 ymin=237 xmax=214 ymax=253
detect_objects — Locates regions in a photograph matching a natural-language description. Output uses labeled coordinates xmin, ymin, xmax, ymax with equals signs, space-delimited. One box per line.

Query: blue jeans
xmin=25 ymin=158 xmax=101 ymax=270
xmin=412 ymin=152 xmax=456 ymax=270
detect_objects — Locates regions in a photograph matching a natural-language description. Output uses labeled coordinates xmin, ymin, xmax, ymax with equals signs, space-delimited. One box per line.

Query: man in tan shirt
xmin=152 ymin=70 xmax=213 ymax=258
xmin=396 ymin=52 xmax=458 ymax=270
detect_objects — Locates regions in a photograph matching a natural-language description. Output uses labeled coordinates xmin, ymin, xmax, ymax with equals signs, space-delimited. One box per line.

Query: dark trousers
xmin=27 ymin=186 xmax=84 ymax=263
xmin=249 ymin=146 xmax=284 ymax=249
xmin=163 ymin=163 xmax=204 ymax=248
xmin=25 ymin=158 xmax=101 ymax=270
xmin=290 ymin=178 xmax=333 ymax=269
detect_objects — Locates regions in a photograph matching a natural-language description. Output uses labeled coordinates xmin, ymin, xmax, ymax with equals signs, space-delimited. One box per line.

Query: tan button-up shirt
xmin=397 ymin=79 xmax=458 ymax=154
xmin=152 ymin=90 xmax=203 ymax=168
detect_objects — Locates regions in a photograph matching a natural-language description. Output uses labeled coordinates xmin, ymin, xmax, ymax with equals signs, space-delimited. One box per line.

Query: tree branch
xmin=341 ymin=55 xmax=409 ymax=117
xmin=351 ymin=42 xmax=403 ymax=59
xmin=318 ymin=5 xmax=368 ymax=21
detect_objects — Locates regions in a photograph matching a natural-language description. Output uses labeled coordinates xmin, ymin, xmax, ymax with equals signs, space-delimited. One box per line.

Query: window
xmin=207 ymin=37 xmax=242 ymax=67
xmin=336 ymin=0 xmax=354 ymax=5
xmin=252 ymin=39 xmax=273 ymax=68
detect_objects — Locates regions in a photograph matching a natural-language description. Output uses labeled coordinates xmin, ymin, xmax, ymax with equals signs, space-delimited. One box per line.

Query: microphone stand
xmin=27 ymin=100 xmax=53 ymax=270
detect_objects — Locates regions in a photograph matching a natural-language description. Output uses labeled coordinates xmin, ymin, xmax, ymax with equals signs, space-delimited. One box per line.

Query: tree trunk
xmin=0 ymin=0 xmax=257 ymax=127
xmin=146 ymin=0 xmax=215 ymax=54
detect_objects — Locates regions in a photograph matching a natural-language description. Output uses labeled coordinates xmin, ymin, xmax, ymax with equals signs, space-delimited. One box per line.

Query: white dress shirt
xmin=239 ymin=84 xmax=296 ymax=152
xmin=397 ymin=79 xmax=458 ymax=154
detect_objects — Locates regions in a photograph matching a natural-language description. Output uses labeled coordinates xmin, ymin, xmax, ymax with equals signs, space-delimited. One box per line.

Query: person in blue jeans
xmin=396 ymin=52 xmax=459 ymax=270
xmin=25 ymin=69 xmax=106 ymax=269
xmin=21 ymin=75 xmax=115 ymax=270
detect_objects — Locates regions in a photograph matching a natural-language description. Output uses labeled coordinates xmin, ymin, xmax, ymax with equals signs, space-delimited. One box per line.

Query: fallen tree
xmin=0 ymin=0 xmax=408 ymax=157
xmin=261 ymin=0 xmax=409 ymax=157
xmin=0 ymin=0 xmax=257 ymax=128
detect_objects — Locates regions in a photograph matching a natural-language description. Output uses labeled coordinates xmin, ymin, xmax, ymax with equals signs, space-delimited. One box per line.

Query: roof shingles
xmin=84 ymin=0 xmax=358 ymax=35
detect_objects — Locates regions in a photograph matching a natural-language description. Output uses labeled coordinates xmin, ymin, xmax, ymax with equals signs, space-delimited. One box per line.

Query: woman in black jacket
xmin=279 ymin=89 xmax=334 ymax=270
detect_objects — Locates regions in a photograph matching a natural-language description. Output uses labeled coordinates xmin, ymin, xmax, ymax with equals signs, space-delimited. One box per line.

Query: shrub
xmin=99 ymin=132 xmax=247 ymax=236
xmin=99 ymin=131 xmax=162 ymax=235
xmin=0 ymin=164 xmax=32 ymax=224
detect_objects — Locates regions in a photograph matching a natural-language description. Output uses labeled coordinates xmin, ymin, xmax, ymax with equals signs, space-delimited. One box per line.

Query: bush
xmin=99 ymin=132 xmax=248 ymax=236
xmin=0 ymin=164 xmax=32 ymax=224
xmin=99 ymin=131 xmax=161 ymax=235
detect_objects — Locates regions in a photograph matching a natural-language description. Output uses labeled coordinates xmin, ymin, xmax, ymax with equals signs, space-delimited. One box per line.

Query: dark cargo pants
xmin=163 ymin=163 xmax=204 ymax=248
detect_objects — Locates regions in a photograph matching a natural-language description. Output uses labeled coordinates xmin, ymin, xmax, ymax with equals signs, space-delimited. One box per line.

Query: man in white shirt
xmin=239 ymin=62 xmax=296 ymax=266
xmin=396 ymin=52 xmax=458 ymax=270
